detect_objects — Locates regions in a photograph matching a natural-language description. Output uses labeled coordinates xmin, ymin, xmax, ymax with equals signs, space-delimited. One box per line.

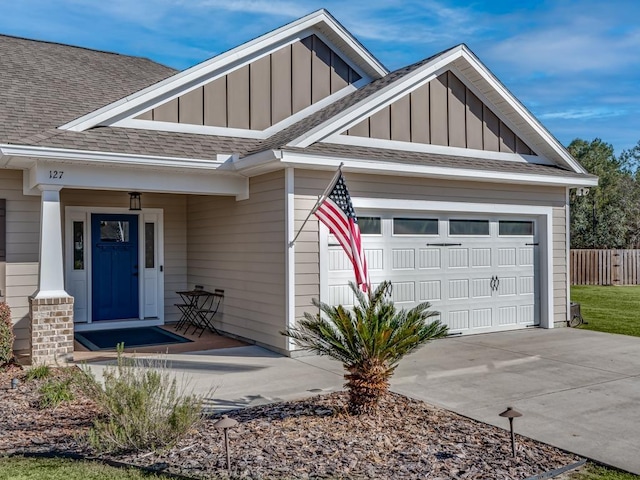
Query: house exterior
xmin=0 ymin=10 xmax=597 ymax=363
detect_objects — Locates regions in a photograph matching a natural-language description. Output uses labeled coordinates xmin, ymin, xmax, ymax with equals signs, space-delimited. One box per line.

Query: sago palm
xmin=283 ymin=281 xmax=448 ymax=415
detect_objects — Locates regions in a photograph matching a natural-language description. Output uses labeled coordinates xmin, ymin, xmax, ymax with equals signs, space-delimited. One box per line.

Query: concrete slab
xmin=83 ymin=328 xmax=640 ymax=474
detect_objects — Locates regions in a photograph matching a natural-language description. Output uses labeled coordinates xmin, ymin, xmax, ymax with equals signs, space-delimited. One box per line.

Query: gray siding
xmin=187 ymin=171 xmax=287 ymax=350
xmin=0 ymin=170 xmax=40 ymax=351
xmin=346 ymin=71 xmax=535 ymax=155
xmin=61 ymin=190 xmax=188 ymax=324
xmin=294 ymin=170 xmax=566 ymax=324
xmin=139 ymin=35 xmax=361 ymax=130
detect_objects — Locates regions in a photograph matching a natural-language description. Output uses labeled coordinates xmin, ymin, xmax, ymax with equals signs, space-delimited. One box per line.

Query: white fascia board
xmin=0 ymin=144 xmax=229 ymax=171
xmin=288 ymin=46 xmax=466 ymax=148
xmin=278 ymin=151 xmax=599 ymax=188
xmin=457 ymin=46 xmax=586 ymax=174
xmin=59 ymin=10 xmax=386 ymax=133
xmin=324 ymin=134 xmax=555 ymax=165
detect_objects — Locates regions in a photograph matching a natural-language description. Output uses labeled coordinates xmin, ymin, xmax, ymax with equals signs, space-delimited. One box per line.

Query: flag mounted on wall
xmin=313 ymin=168 xmax=369 ymax=292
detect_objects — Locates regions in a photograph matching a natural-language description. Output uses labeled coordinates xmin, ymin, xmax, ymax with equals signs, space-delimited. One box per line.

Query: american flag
xmin=314 ymin=171 xmax=369 ymax=292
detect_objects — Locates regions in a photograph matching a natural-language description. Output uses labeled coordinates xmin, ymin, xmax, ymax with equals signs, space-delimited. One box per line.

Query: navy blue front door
xmin=91 ymin=214 xmax=139 ymax=321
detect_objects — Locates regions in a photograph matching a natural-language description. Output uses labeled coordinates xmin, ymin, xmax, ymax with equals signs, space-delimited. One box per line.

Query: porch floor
xmin=72 ymin=325 xmax=248 ymax=363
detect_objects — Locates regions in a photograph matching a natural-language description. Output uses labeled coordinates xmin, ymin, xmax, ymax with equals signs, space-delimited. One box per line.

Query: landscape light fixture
xmin=499 ymin=407 xmax=523 ymax=457
xmin=214 ymin=414 xmax=238 ymax=472
xmin=128 ymin=192 xmax=142 ymax=211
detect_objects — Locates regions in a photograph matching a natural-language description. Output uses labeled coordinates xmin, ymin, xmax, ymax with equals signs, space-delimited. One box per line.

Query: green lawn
xmin=571 ymin=285 xmax=640 ymax=337
xmin=570 ymin=464 xmax=640 ymax=479
xmin=0 ymin=457 xmax=167 ymax=480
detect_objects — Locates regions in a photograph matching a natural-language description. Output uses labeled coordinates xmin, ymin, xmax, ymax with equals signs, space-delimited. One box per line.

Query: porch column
xmin=29 ymin=185 xmax=74 ymax=364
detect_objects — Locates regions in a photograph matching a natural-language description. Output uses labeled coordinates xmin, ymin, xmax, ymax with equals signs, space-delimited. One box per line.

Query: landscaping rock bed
xmin=1 ymin=366 xmax=580 ymax=479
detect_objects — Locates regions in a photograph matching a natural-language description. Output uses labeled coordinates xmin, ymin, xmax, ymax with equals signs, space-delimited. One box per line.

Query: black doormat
xmin=75 ymin=326 xmax=192 ymax=351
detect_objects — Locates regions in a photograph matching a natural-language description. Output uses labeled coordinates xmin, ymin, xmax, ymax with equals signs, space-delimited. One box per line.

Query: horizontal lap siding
xmin=0 ymin=170 xmax=40 ymax=350
xmin=294 ymin=170 xmax=567 ymax=325
xmin=187 ymin=171 xmax=286 ymax=350
xmin=61 ymin=190 xmax=187 ymax=323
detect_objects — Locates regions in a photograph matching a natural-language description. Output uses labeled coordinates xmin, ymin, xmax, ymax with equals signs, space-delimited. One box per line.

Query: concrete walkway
xmin=84 ymin=328 xmax=640 ymax=474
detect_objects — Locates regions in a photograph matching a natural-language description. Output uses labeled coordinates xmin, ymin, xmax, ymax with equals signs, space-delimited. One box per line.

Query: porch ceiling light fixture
xmin=128 ymin=192 xmax=142 ymax=211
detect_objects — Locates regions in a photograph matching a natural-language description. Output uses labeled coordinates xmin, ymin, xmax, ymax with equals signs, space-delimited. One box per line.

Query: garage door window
xmin=358 ymin=217 xmax=381 ymax=235
xmin=393 ymin=218 xmax=438 ymax=235
xmin=449 ymin=219 xmax=490 ymax=236
xmin=499 ymin=220 xmax=534 ymax=236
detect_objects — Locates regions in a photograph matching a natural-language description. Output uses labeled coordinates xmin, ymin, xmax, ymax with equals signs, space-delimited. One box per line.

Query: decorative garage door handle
xmin=490 ymin=276 xmax=500 ymax=291
xmin=425 ymin=243 xmax=462 ymax=247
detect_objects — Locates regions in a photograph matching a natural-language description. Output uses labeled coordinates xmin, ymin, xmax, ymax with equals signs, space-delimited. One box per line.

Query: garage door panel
xmin=448 ymin=279 xmax=469 ymax=299
xmin=498 ymin=277 xmax=517 ymax=295
xmin=519 ymin=247 xmax=534 ymax=266
xmin=498 ymin=306 xmax=517 ymax=325
xmin=472 ymin=278 xmax=492 ymax=298
xmin=471 ymin=308 xmax=492 ymax=328
xmin=365 ymin=249 xmax=384 ymax=270
xmin=329 ymin=284 xmax=356 ymax=306
xmin=448 ymin=310 xmax=469 ymax=330
xmin=498 ymin=248 xmax=517 ymax=266
xmin=327 ymin=215 xmax=541 ymax=334
xmin=519 ymin=304 xmax=535 ymax=324
xmin=419 ymin=249 xmax=441 ymax=269
xmin=449 ymin=248 xmax=469 ymax=268
xmin=519 ymin=276 xmax=535 ymax=295
xmin=392 ymin=249 xmax=415 ymax=269
xmin=392 ymin=281 xmax=415 ymax=303
xmin=471 ymin=248 xmax=491 ymax=267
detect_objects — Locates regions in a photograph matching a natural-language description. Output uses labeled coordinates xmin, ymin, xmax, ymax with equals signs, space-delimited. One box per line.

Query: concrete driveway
xmin=85 ymin=328 xmax=640 ymax=474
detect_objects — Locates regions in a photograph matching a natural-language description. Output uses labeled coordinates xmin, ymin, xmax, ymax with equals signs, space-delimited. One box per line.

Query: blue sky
xmin=2 ymin=0 xmax=639 ymax=154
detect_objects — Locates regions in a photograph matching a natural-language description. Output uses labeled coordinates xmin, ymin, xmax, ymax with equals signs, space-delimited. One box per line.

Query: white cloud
xmin=539 ymin=108 xmax=625 ymax=121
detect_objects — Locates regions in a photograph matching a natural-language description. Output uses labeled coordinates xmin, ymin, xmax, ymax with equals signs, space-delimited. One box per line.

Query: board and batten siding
xmin=294 ymin=170 xmax=568 ymax=325
xmin=138 ymin=35 xmax=361 ymax=130
xmin=187 ymin=171 xmax=287 ymax=351
xmin=0 ymin=170 xmax=41 ymax=351
xmin=61 ymin=190 xmax=187 ymax=324
xmin=345 ymin=71 xmax=534 ymax=155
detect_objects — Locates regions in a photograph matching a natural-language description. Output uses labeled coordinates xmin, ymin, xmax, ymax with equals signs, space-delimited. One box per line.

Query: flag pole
xmin=289 ymin=163 xmax=343 ymax=248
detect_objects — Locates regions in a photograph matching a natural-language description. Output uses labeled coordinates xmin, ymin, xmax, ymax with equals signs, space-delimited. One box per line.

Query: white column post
xmin=36 ymin=185 xmax=69 ymax=298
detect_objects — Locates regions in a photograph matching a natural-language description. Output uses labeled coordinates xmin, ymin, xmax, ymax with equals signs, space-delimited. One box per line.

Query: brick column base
xmin=29 ymin=296 xmax=74 ymax=365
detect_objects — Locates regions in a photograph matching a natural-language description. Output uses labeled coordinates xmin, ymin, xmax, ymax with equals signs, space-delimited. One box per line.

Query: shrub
xmin=0 ymin=303 xmax=14 ymax=365
xmin=83 ymin=345 xmax=205 ymax=453
xmin=26 ymin=364 xmax=52 ymax=381
xmin=39 ymin=378 xmax=74 ymax=408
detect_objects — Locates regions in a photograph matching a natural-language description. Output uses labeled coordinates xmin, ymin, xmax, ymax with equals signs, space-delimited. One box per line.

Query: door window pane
xmin=393 ymin=218 xmax=438 ymax=235
xmin=499 ymin=220 xmax=534 ymax=236
xmin=449 ymin=219 xmax=490 ymax=235
xmin=100 ymin=221 xmax=129 ymax=242
xmin=358 ymin=217 xmax=381 ymax=235
xmin=73 ymin=221 xmax=84 ymax=270
xmin=145 ymin=222 xmax=155 ymax=268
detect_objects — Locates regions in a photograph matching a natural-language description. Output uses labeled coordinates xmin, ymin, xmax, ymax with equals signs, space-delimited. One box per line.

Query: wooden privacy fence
xmin=571 ymin=249 xmax=640 ymax=285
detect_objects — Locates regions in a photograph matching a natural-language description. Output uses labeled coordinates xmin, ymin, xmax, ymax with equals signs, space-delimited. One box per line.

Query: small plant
xmin=82 ymin=344 xmax=205 ymax=453
xmin=25 ymin=364 xmax=52 ymax=381
xmin=283 ymin=281 xmax=448 ymax=415
xmin=39 ymin=378 xmax=74 ymax=408
xmin=0 ymin=302 xmax=14 ymax=365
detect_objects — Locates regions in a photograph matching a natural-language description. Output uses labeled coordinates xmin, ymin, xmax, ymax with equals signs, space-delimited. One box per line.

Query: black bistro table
xmin=175 ymin=289 xmax=223 ymax=336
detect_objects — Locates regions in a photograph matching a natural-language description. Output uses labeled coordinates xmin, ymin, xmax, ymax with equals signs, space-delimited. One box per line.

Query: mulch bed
xmin=0 ymin=365 xmax=581 ymax=479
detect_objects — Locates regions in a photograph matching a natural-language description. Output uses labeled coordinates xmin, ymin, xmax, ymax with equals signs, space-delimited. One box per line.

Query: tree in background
xmin=569 ymin=138 xmax=640 ymax=249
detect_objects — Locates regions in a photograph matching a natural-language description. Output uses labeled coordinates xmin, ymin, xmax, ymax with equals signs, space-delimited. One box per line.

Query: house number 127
xmin=49 ymin=170 xmax=64 ymax=179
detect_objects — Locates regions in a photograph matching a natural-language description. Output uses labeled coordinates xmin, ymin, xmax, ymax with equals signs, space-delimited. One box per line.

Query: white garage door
xmin=327 ymin=214 xmax=540 ymax=335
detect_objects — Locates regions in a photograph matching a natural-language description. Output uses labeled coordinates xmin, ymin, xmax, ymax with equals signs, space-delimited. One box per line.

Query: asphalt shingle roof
xmin=0 ymin=34 xmax=175 ymax=144
xmin=0 ymin=34 xmax=589 ymax=181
